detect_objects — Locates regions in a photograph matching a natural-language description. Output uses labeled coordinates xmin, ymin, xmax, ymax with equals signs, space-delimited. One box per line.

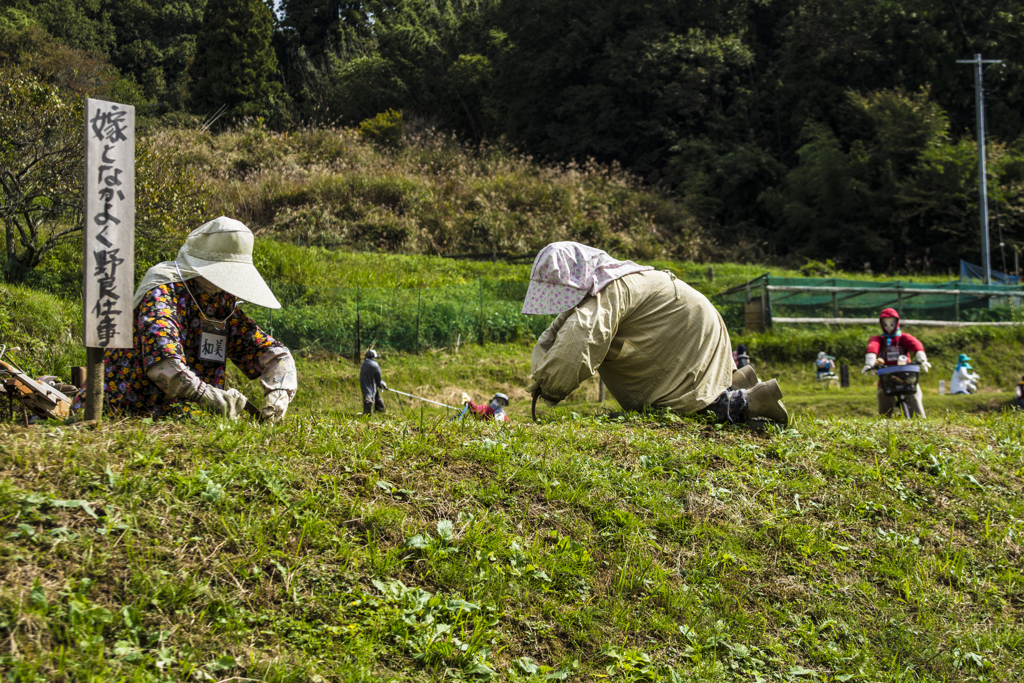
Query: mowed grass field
xmin=2 ymin=340 xmax=1023 ymax=682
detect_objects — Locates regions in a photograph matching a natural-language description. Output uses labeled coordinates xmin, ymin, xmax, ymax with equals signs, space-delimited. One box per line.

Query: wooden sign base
xmin=84 ymin=347 xmax=104 ymax=423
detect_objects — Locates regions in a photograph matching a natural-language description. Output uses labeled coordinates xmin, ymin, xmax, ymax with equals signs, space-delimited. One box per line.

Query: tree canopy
xmin=0 ymin=65 xmax=208 ymax=284
xmin=5 ymin=0 xmax=1024 ymax=271
xmin=189 ymin=0 xmax=281 ymax=118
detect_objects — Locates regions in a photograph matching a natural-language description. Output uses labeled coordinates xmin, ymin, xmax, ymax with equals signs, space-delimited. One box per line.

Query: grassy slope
xmin=4 ymin=254 xmax=1024 ymax=681
xmin=1 ymin=402 xmax=1022 ymax=682
xmin=4 ymin=248 xmax=977 ymax=382
xmin=251 ymin=239 xmax=952 ymax=294
xmin=0 ymin=284 xmax=86 ymax=379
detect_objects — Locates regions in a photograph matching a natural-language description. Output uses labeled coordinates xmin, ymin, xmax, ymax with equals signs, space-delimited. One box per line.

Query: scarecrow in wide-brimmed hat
xmin=85 ymin=216 xmax=297 ymax=422
xmin=520 ymin=241 xmax=788 ymax=425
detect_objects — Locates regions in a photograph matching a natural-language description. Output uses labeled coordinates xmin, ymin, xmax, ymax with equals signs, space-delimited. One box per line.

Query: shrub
xmin=245 ymin=279 xmax=552 ymax=354
xmin=358 ymin=109 xmax=405 ymax=149
xmin=799 ymin=259 xmax=836 ymax=277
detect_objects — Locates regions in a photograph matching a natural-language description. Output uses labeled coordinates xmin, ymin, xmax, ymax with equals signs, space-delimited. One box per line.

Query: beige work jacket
xmin=530 ymin=270 xmax=734 ymax=414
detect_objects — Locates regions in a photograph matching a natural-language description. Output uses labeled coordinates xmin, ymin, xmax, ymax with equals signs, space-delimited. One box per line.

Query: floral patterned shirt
xmin=103 ymin=282 xmax=283 ymax=418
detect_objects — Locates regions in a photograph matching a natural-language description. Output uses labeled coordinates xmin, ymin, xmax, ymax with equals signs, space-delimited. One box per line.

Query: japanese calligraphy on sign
xmin=83 ymin=99 xmax=135 ymax=349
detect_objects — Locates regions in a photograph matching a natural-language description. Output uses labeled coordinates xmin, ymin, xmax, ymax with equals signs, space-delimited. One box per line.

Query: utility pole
xmin=957 ymin=54 xmax=1002 ymax=285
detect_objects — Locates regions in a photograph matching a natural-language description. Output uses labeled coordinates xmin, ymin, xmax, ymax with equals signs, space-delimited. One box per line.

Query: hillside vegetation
xmin=248 ymin=239 xmax=952 ymax=294
xmin=157 ymin=124 xmax=703 ymax=263
xmin=6 ymin=246 xmax=1012 ymax=383
xmin=8 ymin=0 xmax=1024 ymax=271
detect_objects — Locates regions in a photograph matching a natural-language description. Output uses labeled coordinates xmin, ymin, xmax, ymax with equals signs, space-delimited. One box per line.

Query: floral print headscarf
xmin=521 ymin=242 xmax=652 ymax=315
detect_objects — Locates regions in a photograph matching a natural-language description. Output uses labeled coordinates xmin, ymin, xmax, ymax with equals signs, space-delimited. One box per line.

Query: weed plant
xmin=248 ymin=280 xmax=553 ymax=354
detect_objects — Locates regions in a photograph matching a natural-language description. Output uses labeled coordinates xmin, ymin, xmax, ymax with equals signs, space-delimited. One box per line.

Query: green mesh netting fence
xmin=715 ymin=275 xmax=1024 ymax=329
xmin=246 ymin=280 xmax=554 ymax=354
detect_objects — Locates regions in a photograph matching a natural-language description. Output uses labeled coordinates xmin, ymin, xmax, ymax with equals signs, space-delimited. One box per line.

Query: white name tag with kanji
xmin=200 ymin=319 xmax=227 ymax=362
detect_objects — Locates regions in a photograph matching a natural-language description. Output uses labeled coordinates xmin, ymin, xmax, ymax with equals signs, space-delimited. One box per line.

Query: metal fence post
xmin=416 ymin=288 xmax=422 ymax=351
xmin=355 ymin=285 xmax=361 ymax=364
xmin=478 ymin=278 xmax=484 ymax=345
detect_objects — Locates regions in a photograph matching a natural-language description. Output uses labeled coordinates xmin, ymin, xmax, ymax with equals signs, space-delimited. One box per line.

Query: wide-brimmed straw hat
xmin=177 ymin=217 xmax=280 ymax=309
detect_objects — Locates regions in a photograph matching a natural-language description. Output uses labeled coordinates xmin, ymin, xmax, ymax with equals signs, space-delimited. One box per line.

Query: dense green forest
xmin=3 ymin=0 xmax=1024 ymax=273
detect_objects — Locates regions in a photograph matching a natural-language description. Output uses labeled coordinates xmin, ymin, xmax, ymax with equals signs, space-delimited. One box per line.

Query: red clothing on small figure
xmin=866 ymin=308 xmax=928 ymax=417
xmin=866 ymin=332 xmax=924 ymax=366
xmin=866 ymin=307 xmax=924 ymax=366
xmin=466 ymin=401 xmax=509 ymax=422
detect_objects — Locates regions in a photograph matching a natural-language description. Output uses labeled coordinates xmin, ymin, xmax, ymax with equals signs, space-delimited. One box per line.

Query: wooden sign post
xmin=83 ymin=99 xmax=135 ymax=423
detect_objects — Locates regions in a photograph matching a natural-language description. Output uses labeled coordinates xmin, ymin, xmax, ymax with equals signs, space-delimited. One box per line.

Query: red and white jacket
xmin=866 ymin=308 xmax=924 ymax=366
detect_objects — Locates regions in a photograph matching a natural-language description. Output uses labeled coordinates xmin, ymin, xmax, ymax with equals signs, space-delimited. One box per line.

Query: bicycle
xmin=876 ymin=363 xmax=921 ymax=419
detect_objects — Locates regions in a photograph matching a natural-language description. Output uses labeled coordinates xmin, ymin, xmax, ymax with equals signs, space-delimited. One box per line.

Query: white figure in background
xmin=950 ymin=354 xmax=980 ymax=395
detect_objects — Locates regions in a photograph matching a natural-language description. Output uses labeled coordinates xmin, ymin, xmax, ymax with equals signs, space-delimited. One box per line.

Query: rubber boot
xmin=731 ymin=365 xmax=760 ymax=390
xmin=747 ymin=379 xmax=788 ymax=426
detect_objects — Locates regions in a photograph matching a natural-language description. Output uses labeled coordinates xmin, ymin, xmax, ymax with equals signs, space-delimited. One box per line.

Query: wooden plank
xmin=83 ymin=98 xmax=135 ymax=350
xmin=743 ymin=300 xmax=765 ymax=332
xmin=772 ymin=317 xmax=1020 ymax=327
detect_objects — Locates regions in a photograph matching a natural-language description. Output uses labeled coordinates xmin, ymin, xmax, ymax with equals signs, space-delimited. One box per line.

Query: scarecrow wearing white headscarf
xmin=522 ymin=242 xmax=788 ymax=424
xmin=950 ymin=354 xmax=979 ymax=395
xmin=92 ymin=217 xmax=297 ymax=422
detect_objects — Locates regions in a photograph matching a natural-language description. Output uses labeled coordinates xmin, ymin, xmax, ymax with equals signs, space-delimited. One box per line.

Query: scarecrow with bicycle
xmin=861 ymin=308 xmax=931 ymax=417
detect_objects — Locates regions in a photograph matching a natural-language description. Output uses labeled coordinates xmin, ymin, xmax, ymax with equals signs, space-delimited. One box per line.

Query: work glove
xmin=526 ymin=379 xmax=561 ymax=407
xmin=261 ymin=389 xmax=290 ymax=424
xmin=914 ymin=351 xmax=931 ymax=373
xmin=197 ymin=383 xmax=248 ymax=419
xmin=380 ymin=381 xmax=388 ymax=390
xmin=861 ymin=353 xmax=878 ymax=375
xmin=461 ymin=392 xmax=472 ymax=405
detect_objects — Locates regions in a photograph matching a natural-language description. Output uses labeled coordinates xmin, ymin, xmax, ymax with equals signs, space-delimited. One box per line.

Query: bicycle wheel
xmin=899 ymin=398 xmax=913 ymax=419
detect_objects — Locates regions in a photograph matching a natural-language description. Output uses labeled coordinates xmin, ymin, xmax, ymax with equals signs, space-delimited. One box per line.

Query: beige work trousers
xmin=877 ymin=385 xmax=925 ymax=418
